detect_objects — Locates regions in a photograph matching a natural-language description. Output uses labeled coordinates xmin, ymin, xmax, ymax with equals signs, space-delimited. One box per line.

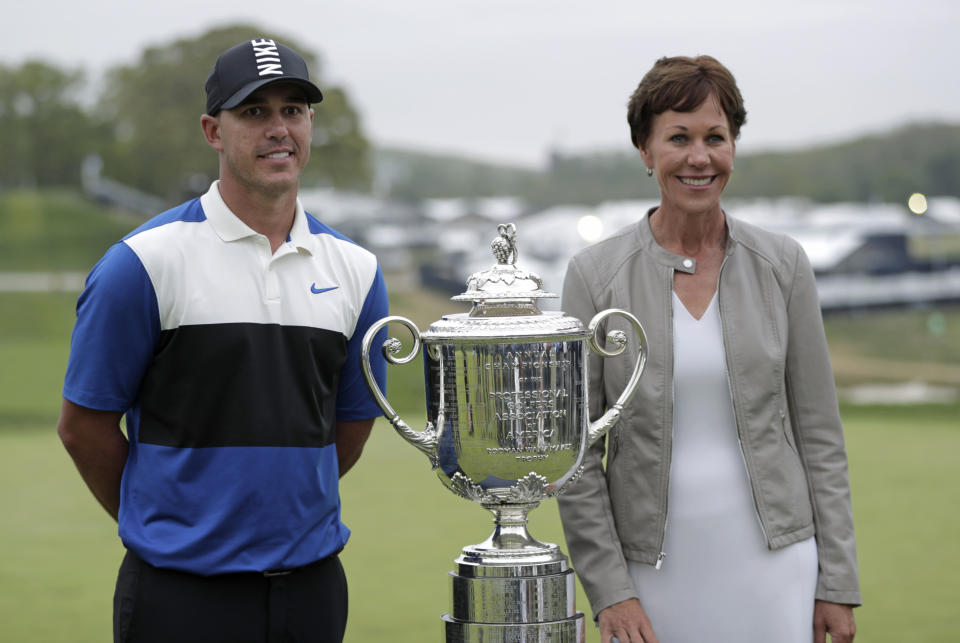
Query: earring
xmin=646 ymin=167 xmax=654 ymax=177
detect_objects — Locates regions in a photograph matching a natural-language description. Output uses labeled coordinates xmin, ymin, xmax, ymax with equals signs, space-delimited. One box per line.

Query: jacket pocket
xmin=780 ymin=407 xmax=799 ymax=458
xmin=607 ymin=426 xmax=621 ymax=464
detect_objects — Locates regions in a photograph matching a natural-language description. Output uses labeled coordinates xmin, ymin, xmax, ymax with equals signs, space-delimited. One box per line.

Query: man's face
xmin=204 ymin=83 xmax=314 ymax=199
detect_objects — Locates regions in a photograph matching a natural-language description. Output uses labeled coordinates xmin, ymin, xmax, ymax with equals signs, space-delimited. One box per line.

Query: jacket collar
xmin=636 ymin=206 xmax=739 ymax=274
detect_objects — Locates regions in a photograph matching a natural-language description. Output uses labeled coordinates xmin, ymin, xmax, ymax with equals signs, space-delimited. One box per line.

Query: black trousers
xmin=113 ymin=550 xmax=348 ymax=643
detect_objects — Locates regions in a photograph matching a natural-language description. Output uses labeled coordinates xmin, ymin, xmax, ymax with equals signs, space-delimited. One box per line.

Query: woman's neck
xmin=649 ymin=205 xmax=727 ymax=258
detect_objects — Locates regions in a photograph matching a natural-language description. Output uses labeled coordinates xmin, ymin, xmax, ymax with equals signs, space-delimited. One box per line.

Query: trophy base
xmin=443 ymin=533 xmax=585 ymax=643
xmin=442 ymin=614 xmax=585 ymax=643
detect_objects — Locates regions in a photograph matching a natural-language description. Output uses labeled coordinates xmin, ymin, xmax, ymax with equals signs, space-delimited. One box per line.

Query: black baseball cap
xmin=205 ymin=38 xmax=324 ymax=115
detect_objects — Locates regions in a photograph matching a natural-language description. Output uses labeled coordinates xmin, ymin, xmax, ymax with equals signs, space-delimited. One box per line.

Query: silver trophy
xmin=361 ymin=223 xmax=647 ymax=642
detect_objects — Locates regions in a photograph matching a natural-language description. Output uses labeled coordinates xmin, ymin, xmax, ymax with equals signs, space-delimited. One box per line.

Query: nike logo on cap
xmin=311 ymin=284 xmax=339 ymax=294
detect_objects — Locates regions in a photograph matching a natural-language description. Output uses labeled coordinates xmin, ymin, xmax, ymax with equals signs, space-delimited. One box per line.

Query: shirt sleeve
xmin=63 ymin=241 xmax=161 ymax=412
xmin=336 ymin=264 xmax=389 ymax=421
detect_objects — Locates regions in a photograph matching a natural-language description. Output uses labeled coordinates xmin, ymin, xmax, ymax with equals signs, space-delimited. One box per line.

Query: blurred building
xmin=82 ymin=160 xmax=960 ymax=312
xmin=414 ymin=195 xmax=960 ymax=313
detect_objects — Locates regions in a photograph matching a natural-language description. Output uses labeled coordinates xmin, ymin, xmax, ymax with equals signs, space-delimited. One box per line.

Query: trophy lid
xmin=452 ymin=223 xmax=557 ymax=317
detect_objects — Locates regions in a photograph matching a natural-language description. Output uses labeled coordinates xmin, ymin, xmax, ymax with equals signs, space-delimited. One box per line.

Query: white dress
xmin=627 ymin=292 xmax=818 ymax=643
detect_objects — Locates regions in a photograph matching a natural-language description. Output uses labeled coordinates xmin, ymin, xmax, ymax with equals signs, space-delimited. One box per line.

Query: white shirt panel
xmin=123 ymin=183 xmax=378 ymax=335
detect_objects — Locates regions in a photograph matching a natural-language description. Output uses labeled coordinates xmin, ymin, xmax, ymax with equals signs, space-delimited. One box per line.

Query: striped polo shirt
xmin=63 ymin=182 xmax=388 ymax=575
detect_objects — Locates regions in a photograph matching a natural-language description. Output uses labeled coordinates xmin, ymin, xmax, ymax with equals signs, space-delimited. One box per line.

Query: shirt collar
xmin=286 ymin=199 xmax=314 ymax=253
xmin=200 ymin=181 xmax=313 ymax=254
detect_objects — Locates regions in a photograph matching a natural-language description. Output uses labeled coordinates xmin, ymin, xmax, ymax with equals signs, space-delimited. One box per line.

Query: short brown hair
xmin=627 ymin=55 xmax=747 ymax=150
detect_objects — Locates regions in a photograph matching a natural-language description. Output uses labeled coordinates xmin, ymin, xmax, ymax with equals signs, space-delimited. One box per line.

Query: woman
xmin=557 ymin=56 xmax=860 ymax=643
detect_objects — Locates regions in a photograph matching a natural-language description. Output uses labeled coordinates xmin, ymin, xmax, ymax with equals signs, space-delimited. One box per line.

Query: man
xmin=57 ymin=38 xmax=388 ymax=643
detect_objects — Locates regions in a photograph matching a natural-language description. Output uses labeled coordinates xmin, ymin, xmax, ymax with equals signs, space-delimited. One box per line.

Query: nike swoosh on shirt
xmin=310 ymin=284 xmax=339 ymax=294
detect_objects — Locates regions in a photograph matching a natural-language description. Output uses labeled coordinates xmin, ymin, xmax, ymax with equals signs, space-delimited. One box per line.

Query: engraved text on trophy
xmin=427 ymin=341 xmax=585 ymax=487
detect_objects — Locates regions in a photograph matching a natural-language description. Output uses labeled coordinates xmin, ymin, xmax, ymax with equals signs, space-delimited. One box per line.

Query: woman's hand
xmin=814 ymin=600 xmax=856 ymax=643
xmin=598 ymin=598 xmax=659 ymax=643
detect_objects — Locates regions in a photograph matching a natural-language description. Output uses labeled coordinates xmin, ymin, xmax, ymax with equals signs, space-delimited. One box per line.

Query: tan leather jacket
xmin=557 ymin=212 xmax=861 ymax=618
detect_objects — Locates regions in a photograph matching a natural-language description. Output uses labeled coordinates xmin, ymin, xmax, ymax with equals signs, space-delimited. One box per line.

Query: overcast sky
xmin=6 ymin=0 xmax=958 ymax=167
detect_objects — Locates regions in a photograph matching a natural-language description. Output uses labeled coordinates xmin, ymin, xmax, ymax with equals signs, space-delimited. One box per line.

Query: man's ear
xmin=200 ymin=114 xmax=223 ymax=151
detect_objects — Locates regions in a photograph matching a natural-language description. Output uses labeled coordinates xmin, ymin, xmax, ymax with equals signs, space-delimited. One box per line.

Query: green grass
xmin=0 ymin=189 xmax=139 ymax=271
xmin=825 ymin=306 xmax=960 ymax=367
xmin=3 ymin=398 xmax=959 ymax=642
xmin=825 ymin=306 xmax=960 ymax=386
xmin=2 ymin=289 xmax=960 ymax=641
xmin=0 ymin=430 xmax=123 ymax=642
xmin=840 ymin=406 xmax=960 ymax=641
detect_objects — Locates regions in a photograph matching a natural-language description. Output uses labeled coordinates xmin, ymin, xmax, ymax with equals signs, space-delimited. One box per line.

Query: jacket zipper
xmin=734 ymin=427 xmax=769 ymax=544
xmin=656 ymin=267 xmax=675 ymax=569
xmin=716 ymin=252 xmax=770 ymax=546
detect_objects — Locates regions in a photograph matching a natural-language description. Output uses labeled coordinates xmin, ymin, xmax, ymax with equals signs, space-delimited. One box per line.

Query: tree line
xmin=380 ymin=121 xmax=960 ymax=209
xmin=3 ymin=23 xmax=958 ymax=209
xmin=0 ymin=24 xmax=371 ymax=202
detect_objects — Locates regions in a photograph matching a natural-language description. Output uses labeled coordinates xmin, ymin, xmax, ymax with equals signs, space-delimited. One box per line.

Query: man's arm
xmin=335 ymin=418 xmax=375 ymax=477
xmin=56 ymin=398 xmax=128 ymax=521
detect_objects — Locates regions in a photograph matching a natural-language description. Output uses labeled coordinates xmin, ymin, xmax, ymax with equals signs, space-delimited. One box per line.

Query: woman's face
xmin=639 ymin=93 xmax=735 ymax=217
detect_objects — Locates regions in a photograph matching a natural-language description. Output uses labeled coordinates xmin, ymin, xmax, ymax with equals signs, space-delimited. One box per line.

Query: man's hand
xmin=597 ymin=598 xmax=659 ymax=643
xmin=814 ymin=600 xmax=856 ymax=643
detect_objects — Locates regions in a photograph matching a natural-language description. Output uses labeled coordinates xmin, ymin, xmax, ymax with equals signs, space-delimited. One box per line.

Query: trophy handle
xmin=585 ymin=308 xmax=648 ymax=445
xmin=361 ymin=316 xmax=439 ymax=463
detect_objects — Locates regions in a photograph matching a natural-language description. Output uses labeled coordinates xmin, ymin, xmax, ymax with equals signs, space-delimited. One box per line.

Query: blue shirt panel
xmin=63 ymin=242 xmax=161 ymax=411
xmin=120 ymin=443 xmax=347 ymax=574
xmin=122 ymin=198 xmax=206 ymax=239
